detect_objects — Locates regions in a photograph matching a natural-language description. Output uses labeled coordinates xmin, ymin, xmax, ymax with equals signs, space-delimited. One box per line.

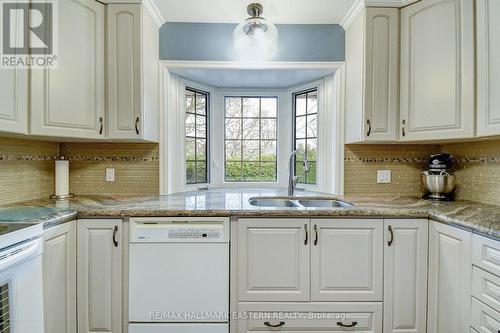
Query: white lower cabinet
xmin=237 ymin=302 xmax=382 ymax=332
xmin=77 ymin=219 xmax=123 ymax=333
xmin=43 ymin=221 xmax=77 ymax=333
xmin=383 ymin=219 xmax=428 ymax=333
xmin=427 ymin=221 xmax=472 ymax=333
xmin=237 ymin=218 xmax=310 ymax=302
xmin=310 ymin=219 xmax=383 ymax=301
xmin=470 ymin=297 xmax=500 ymax=332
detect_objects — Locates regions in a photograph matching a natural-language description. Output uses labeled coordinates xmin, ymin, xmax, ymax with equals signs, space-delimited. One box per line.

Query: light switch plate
xmin=377 ymin=170 xmax=391 ymax=183
xmin=106 ymin=168 xmax=115 ymax=182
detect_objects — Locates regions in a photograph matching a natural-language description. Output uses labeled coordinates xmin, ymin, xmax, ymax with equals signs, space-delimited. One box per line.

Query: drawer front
xmin=473 ymin=235 xmax=500 ymax=277
xmin=237 ymin=302 xmax=382 ymax=332
xmin=472 ymin=267 xmax=500 ymax=312
xmin=471 ymin=297 xmax=500 ymax=332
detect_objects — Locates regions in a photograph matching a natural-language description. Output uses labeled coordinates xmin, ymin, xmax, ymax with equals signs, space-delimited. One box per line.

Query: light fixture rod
xmin=247 ymin=3 xmax=263 ymax=18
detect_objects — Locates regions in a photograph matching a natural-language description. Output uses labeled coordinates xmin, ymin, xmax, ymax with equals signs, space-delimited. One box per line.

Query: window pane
xmin=242 ymin=162 xmax=260 ymax=181
xmin=225 ymin=97 xmax=242 ymax=117
xmin=185 ymin=114 xmax=195 ymax=137
xmin=295 ymin=116 xmax=306 ymax=139
xmin=185 ymin=138 xmax=195 ymax=160
xmin=242 ymin=98 xmax=260 ymax=117
xmin=225 ymin=96 xmax=278 ymax=182
xmin=261 ymin=98 xmax=277 ymax=117
xmin=185 ymin=88 xmax=209 ymax=184
xmin=225 ymin=140 xmax=241 ymax=161
xmin=225 ymin=118 xmax=242 ymax=139
xmin=261 ymin=119 xmax=277 ymax=139
xmin=306 ymin=162 xmax=317 ymax=184
xmin=225 ymin=162 xmax=242 ymax=181
xmin=242 ymin=119 xmax=260 ymax=139
xmin=307 ymin=91 xmax=318 ymax=114
xmin=307 ymin=138 xmax=317 ymax=161
xmin=295 ymin=139 xmax=306 ymax=160
xmin=261 ymin=140 xmax=276 ymax=161
xmin=295 ymin=161 xmax=306 ymax=183
xmin=307 ymin=114 xmax=317 ymax=138
xmin=296 ymin=93 xmax=307 ymax=116
xmin=195 ymin=93 xmax=206 ymax=115
xmin=260 ymin=162 xmax=277 ymax=181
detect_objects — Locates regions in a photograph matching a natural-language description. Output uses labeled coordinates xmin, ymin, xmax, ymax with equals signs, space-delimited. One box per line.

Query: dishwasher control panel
xmin=129 ymin=217 xmax=229 ymax=243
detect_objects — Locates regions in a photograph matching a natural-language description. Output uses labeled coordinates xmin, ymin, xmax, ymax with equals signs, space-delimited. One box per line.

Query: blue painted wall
xmin=160 ymin=22 xmax=345 ymax=62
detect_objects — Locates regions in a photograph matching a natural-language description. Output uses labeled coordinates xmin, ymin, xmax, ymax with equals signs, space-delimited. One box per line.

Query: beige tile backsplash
xmin=0 ymin=137 xmax=59 ymax=205
xmin=1 ymin=137 xmax=499 ymax=206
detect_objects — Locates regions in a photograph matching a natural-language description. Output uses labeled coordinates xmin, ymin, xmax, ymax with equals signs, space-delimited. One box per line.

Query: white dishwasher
xmin=129 ymin=217 xmax=230 ymax=333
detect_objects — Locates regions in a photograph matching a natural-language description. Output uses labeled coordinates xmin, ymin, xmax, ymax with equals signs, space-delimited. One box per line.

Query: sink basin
xmin=248 ymin=198 xmax=299 ymax=207
xmin=297 ymin=199 xmax=355 ymax=208
xmin=248 ymin=197 xmax=355 ymax=208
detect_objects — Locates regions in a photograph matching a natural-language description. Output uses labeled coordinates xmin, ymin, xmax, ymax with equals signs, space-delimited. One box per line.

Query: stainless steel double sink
xmin=248 ymin=197 xmax=355 ymax=208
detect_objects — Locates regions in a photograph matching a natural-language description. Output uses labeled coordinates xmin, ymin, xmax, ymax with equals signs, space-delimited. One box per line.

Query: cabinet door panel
xmin=43 ymin=222 xmax=77 ymax=333
xmin=311 ymin=219 xmax=383 ymax=301
xmin=31 ymin=0 xmax=105 ymax=139
xmin=384 ymin=219 xmax=428 ymax=333
xmin=364 ymin=8 xmax=399 ymax=141
xmin=237 ymin=219 xmax=310 ymax=302
xmin=477 ymin=0 xmax=500 ymax=137
xmin=427 ymin=221 xmax=472 ymax=333
xmin=107 ymin=4 xmax=141 ymax=139
xmin=400 ymin=0 xmax=474 ymax=141
xmin=77 ymin=219 xmax=122 ymax=333
xmin=470 ymin=297 xmax=500 ymax=332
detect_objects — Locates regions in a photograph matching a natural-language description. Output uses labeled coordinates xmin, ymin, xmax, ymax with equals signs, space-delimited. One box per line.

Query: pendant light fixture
xmin=233 ymin=3 xmax=279 ymax=61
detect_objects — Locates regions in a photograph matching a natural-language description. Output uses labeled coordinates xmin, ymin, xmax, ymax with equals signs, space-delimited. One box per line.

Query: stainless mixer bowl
xmin=421 ymin=174 xmax=456 ymax=199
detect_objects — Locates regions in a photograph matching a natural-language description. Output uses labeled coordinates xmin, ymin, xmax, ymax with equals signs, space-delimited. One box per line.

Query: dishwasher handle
xmin=0 ymin=238 xmax=42 ymax=272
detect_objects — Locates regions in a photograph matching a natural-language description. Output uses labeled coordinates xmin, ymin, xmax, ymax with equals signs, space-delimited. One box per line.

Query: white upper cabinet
xmin=345 ymin=7 xmax=399 ymax=143
xmin=476 ymin=0 xmax=500 ymax=137
xmin=383 ymin=219 xmax=428 ymax=333
xmin=310 ymin=219 xmax=383 ymax=301
xmin=0 ymin=7 xmax=28 ymax=135
xmin=107 ymin=4 xmax=159 ymax=142
xmin=30 ymin=0 xmax=105 ymax=139
xmin=400 ymin=0 xmax=475 ymax=141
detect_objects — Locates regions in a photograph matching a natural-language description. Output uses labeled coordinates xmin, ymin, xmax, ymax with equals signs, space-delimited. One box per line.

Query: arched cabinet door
xmin=31 ymin=0 xmax=105 ymax=139
xmin=399 ymin=0 xmax=475 ymax=141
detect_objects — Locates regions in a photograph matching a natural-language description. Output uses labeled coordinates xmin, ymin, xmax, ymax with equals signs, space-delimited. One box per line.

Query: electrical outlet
xmin=106 ymin=168 xmax=115 ymax=182
xmin=377 ymin=170 xmax=391 ymax=183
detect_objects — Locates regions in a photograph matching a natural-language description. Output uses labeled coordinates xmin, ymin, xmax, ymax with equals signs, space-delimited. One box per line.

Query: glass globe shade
xmin=233 ymin=17 xmax=279 ymax=61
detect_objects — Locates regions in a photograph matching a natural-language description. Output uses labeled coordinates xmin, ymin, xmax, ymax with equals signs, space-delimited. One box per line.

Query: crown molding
xmin=364 ymin=0 xmax=420 ymax=7
xmin=340 ymin=0 xmax=364 ymax=29
xmin=143 ymin=0 xmax=165 ymax=27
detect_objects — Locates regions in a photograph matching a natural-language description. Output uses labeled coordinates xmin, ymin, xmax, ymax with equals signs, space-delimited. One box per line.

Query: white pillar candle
xmin=55 ymin=160 xmax=70 ymax=196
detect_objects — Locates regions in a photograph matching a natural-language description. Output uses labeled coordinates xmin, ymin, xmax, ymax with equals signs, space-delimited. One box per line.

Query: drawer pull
xmin=337 ymin=321 xmax=358 ymax=328
xmin=304 ymin=224 xmax=308 ymax=246
xmin=388 ymin=225 xmax=394 ymax=246
xmin=113 ymin=226 xmax=118 ymax=247
xmin=264 ymin=321 xmax=285 ymax=328
xmin=314 ymin=224 xmax=318 ymax=246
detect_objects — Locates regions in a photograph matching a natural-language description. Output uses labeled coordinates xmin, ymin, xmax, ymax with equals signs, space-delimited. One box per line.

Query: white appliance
xmin=129 ymin=217 xmax=230 ymax=333
xmin=0 ymin=222 xmax=44 ymax=333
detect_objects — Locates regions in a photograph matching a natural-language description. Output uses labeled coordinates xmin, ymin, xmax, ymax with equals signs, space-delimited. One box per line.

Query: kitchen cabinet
xmin=476 ymin=0 xmax=500 ymax=137
xmin=43 ymin=221 xmax=77 ymax=333
xmin=0 ymin=7 xmax=28 ymax=135
xmin=399 ymin=0 xmax=475 ymax=141
xmin=310 ymin=219 xmax=383 ymax=301
xmin=345 ymin=7 xmax=399 ymax=143
xmin=237 ymin=218 xmax=310 ymax=301
xmin=77 ymin=219 xmax=123 ymax=333
xmin=470 ymin=297 xmax=500 ymax=332
xmin=383 ymin=219 xmax=428 ymax=333
xmin=30 ymin=0 xmax=105 ymax=139
xmin=106 ymin=4 xmax=159 ymax=142
xmin=427 ymin=220 xmax=472 ymax=333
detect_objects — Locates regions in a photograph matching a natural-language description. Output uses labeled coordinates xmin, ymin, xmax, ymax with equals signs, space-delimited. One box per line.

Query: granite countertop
xmin=0 ymin=189 xmax=499 ymax=239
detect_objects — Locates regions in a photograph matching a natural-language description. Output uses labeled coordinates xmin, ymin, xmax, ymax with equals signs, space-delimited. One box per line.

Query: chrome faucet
xmin=288 ymin=150 xmax=309 ymax=196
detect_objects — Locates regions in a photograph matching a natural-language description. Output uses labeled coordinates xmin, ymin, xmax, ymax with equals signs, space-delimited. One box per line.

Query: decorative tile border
xmin=0 ymin=155 xmax=159 ymax=162
xmin=344 ymin=157 xmax=428 ymax=163
xmin=0 ymin=155 xmax=57 ymax=161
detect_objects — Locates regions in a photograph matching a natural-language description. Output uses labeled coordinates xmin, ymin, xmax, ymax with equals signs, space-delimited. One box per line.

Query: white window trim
xmin=160 ymin=61 xmax=345 ymax=195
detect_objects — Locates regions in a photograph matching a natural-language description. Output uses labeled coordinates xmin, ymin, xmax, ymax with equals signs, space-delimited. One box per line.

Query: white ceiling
xmin=169 ymin=68 xmax=336 ymax=89
xmin=151 ymin=0 xmax=357 ymax=24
